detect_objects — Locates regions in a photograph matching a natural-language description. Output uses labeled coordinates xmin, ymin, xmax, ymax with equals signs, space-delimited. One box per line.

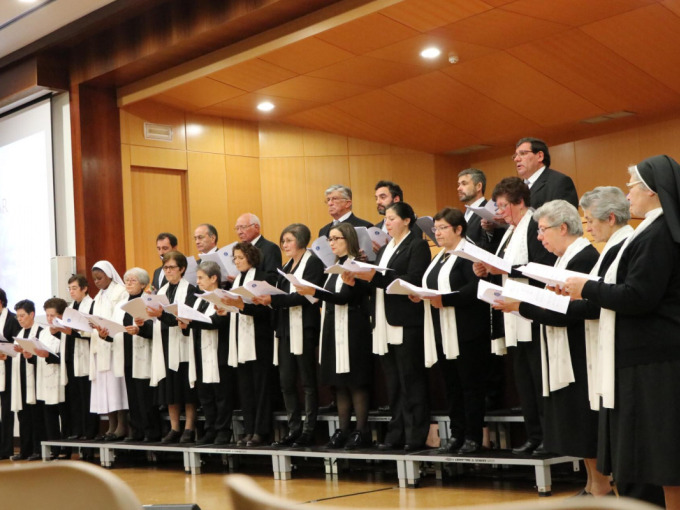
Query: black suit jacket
xmin=238 ymin=269 xmax=275 ymax=363
xmin=2 ymin=311 xmax=21 ymax=385
xmin=530 ymin=168 xmax=578 ymax=209
xmin=465 ymin=198 xmax=504 ymax=254
xmin=318 ymin=213 xmax=373 ymax=238
xmin=371 ymin=232 xmax=431 ymax=328
xmin=152 ymin=266 xmax=164 ymax=292
xmin=254 ymin=235 xmax=282 ymax=285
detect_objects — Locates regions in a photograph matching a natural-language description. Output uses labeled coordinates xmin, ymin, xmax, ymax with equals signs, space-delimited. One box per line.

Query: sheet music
xmin=0 ymin=342 xmax=19 ymax=357
xmin=309 ymin=236 xmax=335 ymax=268
xmin=15 ymin=337 xmax=58 ymax=357
xmin=354 ymin=227 xmax=377 ymax=261
xmin=61 ymin=307 xmax=93 ymax=332
xmin=517 ymin=262 xmax=600 ymax=288
xmin=466 ymin=201 xmax=500 ymax=223
xmin=121 ymin=294 xmax=170 ymax=320
xmin=415 ymin=216 xmax=437 ymax=245
xmin=163 ymin=303 xmax=213 ymax=324
xmin=477 ymin=280 xmax=526 ymax=319
xmin=87 ymin=315 xmax=127 ymax=336
xmin=184 ymin=257 xmax=198 ymax=286
xmin=324 ymin=259 xmax=391 ymax=274
xmin=385 ymin=279 xmax=450 ymax=298
xmin=367 ymin=226 xmax=391 ymax=248
xmin=502 ymin=278 xmax=571 ymax=314
xmin=196 ymin=290 xmax=240 ymax=313
xmin=199 ymin=242 xmax=239 ymax=280
xmin=276 ymin=268 xmax=322 ymax=304
xmin=451 ymin=241 xmax=512 ymax=274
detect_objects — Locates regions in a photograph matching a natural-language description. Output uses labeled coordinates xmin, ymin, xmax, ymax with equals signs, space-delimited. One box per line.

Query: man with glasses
xmin=319 ymin=184 xmax=372 ymax=238
xmin=234 ymin=213 xmax=282 ymax=284
xmin=512 ymin=137 xmax=578 ymax=209
xmin=194 ymin=224 xmax=218 ymax=255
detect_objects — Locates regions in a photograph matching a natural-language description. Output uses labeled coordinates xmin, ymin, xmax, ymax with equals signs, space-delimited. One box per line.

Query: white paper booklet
xmin=354 ymin=227 xmax=377 ymax=261
xmin=477 ymin=279 xmax=525 ymax=318
xmin=184 ymin=257 xmax=198 ymax=286
xmin=229 ymin=281 xmax=288 ymax=303
xmin=309 ymin=236 xmax=336 ymax=268
xmin=415 ymin=216 xmax=437 ymax=244
xmin=276 ymin=268 xmax=322 ymax=304
xmin=196 ymin=290 xmax=241 ymax=313
xmin=15 ymin=337 xmax=59 ymax=357
xmin=451 ymin=241 xmax=512 ymax=274
xmin=199 ymin=242 xmax=239 ymax=280
xmin=121 ymin=294 xmax=170 ymax=320
xmin=466 ymin=201 xmax=499 ymax=223
xmin=0 ymin=342 xmax=19 ymax=357
xmin=517 ymin=262 xmax=600 ymax=288
xmin=367 ymin=227 xmax=391 ymax=248
xmin=325 ymin=259 xmax=391 ymax=275
xmin=502 ymin=278 xmax=571 ymax=314
xmin=61 ymin=307 xmax=93 ymax=332
xmin=163 ymin=303 xmax=213 ymax=324
xmin=386 ymin=278 xmax=451 ymax=298
xmin=87 ymin=315 xmax=127 ymax=336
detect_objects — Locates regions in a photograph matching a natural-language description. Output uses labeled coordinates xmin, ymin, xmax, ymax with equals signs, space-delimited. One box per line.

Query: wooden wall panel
xmin=573 ymin=133 xmax=639 ymax=194
xmin=391 ymin=153 xmax=437 ymax=217
xmin=129 ymin=146 xmax=188 ymax=170
xmin=302 ymin=129 xmax=349 ymax=156
xmin=186 ymin=113 xmax=225 ymax=154
xmin=224 ymin=155 xmax=263 ymax=243
xmin=259 ymin=122 xmax=305 ymax=157
xmin=130 ymin=167 xmax=189 ymax=278
xmin=260 ymin=157 xmax=308 ymax=242
xmin=304 ymin=155 xmax=351 ymax=234
xmin=349 ymin=154 xmax=395 ymax=223
xmin=186 ymin=152 xmax=229 ymax=255
xmin=122 ymin=102 xmax=187 ymax=151
xmin=433 ymin=154 xmax=464 ymax=211
xmin=637 ymin=117 xmax=680 ymax=161
xmin=121 ymin=144 xmax=134 ymax=268
xmin=349 ymin=137 xmax=392 ymax=155
xmin=224 ymin=118 xmax=259 ymax=157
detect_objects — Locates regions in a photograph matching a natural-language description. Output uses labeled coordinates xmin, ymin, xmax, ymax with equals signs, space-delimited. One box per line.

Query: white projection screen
xmin=0 ymin=99 xmax=57 ymax=311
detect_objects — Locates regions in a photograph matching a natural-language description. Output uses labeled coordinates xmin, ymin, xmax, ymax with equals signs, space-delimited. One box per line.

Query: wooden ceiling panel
xmin=581 ymin=4 xmax=680 ymax=95
xmin=332 ymin=90 xmax=480 ymax=153
xmin=379 ymin=0 xmax=493 ymax=32
xmin=315 ymin=13 xmax=419 ymax=55
xmin=366 ymin=33 xmax=496 ymax=68
xmin=663 ymin=0 xmax=680 ymax=17
xmin=443 ymin=52 xmax=604 ymax=126
xmin=307 ymin=55 xmax=428 ymax=87
xmin=433 ymin=9 xmax=571 ymax=49
xmin=509 ymin=30 xmax=680 ymax=114
xmin=154 ymin=77 xmax=246 ymax=110
xmin=256 ymin=75 xmax=370 ymax=103
xmin=259 ymin=37 xmax=354 ymax=74
xmin=386 ymin=71 xmax=540 ymax=140
xmin=208 ymin=58 xmax=297 ymax=92
xmin=198 ymin=93 xmax=321 ymax=121
xmin=501 ymin=0 xmax=658 ymax=26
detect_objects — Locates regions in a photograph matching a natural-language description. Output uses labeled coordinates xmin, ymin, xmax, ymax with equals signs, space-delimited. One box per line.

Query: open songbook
xmin=451 ymin=241 xmax=511 ymax=274
xmin=386 ymin=278 xmax=453 ymax=298
xmin=517 ymin=262 xmax=600 ymax=288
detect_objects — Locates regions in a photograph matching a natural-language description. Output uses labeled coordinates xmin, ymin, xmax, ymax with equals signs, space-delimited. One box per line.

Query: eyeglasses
xmin=124 ymin=278 xmax=139 ymax=283
xmin=162 ymin=265 xmax=180 ymax=271
xmin=431 ymin=225 xmax=452 ymax=233
xmin=626 ymin=181 xmax=642 ymax=189
xmin=511 ymin=149 xmax=535 ymax=160
xmin=496 ymin=202 xmax=510 ymax=211
xmin=325 ymin=196 xmax=348 ymax=204
xmin=537 ymin=225 xmax=559 ymax=236
xmin=234 ymin=224 xmax=254 ymax=231
xmin=328 ymin=236 xmax=345 ymax=243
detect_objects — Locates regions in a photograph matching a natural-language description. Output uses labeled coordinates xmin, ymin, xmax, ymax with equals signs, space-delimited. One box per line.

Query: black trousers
xmin=237 ymin=358 xmax=273 ymax=436
xmin=124 ymin=366 xmax=161 ymax=440
xmin=0 ymin=365 xmax=13 ymax=457
xmin=437 ymin=337 xmax=488 ymax=444
xmin=512 ymin=339 xmax=544 ymax=443
xmin=18 ymin=401 xmax=45 ymax=457
xmin=381 ymin=329 xmax=430 ymax=446
xmin=277 ymin=332 xmax=318 ymax=435
xmin=65 ymin=366 xmax=99 ymax=439
xmin=197 ymin=364 xmax=236 ymax=434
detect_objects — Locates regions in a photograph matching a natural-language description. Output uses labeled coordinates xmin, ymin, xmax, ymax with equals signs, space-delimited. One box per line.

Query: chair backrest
xmin=0 ymin=460 xmax=142 ymax=510
xmin=224 ymin=473 xmax=662 ymax=510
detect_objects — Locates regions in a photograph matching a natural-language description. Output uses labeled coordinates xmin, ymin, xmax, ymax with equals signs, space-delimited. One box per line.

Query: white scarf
xmin=151 ymin=278 xmax=196 ymax=388
xmin=319 ymin=267 xmax=351 ymax=373
xmin=112 ymin=303 xmax=151 ymax=380
xmin=229 ymin=269 xmax=257 ymax=365
xmin=89 ymin=282 xmax=128 ymax=380
xmin=423 ymin=244 xmax=461 ymax=367
xmin=72 ymin=295 xmax=93 ymax=377
xmin=11 ymin=323 xmax=41 ymax=412
xmin=0 ymin=308 xmax=8 ymax=392
xmin=584 ymin=225 xmax=634 ymax=410
xmin=36 ymin=329 xmax=66 ymax=405
xmin=372 ymin=233 xmax=409 ymax=355
xmin=193 ymin=297 xmax=220 ymax=383
xmin=540 ymin=237 xmax=592 ymax=396
xmin=493 ymin=211 xmax=533 ymax=354
xmin=597 ymin=209 xmax=663 ymax=409
xmin=287 ymin=251 xmax=312 ymax=357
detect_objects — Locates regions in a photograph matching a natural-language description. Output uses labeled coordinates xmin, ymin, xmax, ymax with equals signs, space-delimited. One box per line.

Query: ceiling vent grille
xmin=144 ymin=122 xmax=173 ymax=141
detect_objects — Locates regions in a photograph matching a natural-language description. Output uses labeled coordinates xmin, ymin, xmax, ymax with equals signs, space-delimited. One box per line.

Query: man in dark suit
xmin=318 ymin=184 xmax=372 ymax=238
xmin=457 ymin=168 xmax=503 ymax=254
xmin=152 ymin=232 xmax=178 ymax=292
xmin=373 ymin=180 xmax=423 ymax=245
xmin=0 ymin=288 xmax=21 ymax=459
xmin=235 ymin=212 xmax=282 ymax=284
xmin=194 ymin=223 xmax=218 ymax=255
xmin=514 ymin=137 xmax=578 ymax=209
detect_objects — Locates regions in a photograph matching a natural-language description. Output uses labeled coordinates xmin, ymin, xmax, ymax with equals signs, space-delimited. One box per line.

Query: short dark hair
xmin=44 ymin=297 xmax=68 ymax=315
xmin=386 ymin=201 xmax=416 ymax=227
xmin=516 ymin=137 xmax=551 ymax=168
xmin=375 ymin=180 xmax=403 ymax=201
xmin=68 ymin=274 xmax=89 ymax=289
xmin=198 ymin=223 xmax=218 ymax=244
xmin=0 ymin=288 xmax=7 ymax=308
xmin=162 ymin=251 xmax=188 ymax=273
xmin=433 ymin=207 xmax=467 ymax=237
xmin=156 ymin=232 xmax=178 ymax=247
xmin=233 ymin=242 xmax=261 ymax=268
xmin=458 ymin=168 xmax=486 ymax=194
xmin=492 ymin=177 xmax=531 ymax=208
xmin=280 ymin=223 xmax=311 ymax=250
xmin=330 ymin=223 xmax=361 ymax=259
xmin=15 ymin=299 xmax=35 ymax=315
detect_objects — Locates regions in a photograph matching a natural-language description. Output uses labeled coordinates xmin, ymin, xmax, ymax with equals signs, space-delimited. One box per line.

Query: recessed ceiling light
xmin=257 ymin=101 xmax=275 ymax=112
xmin=420 ymin=47 xmax=441 ymax=59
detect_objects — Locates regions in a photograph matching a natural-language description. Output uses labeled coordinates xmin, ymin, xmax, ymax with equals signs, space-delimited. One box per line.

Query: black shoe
xmin=440 ymin=437 xmax=463 ymax=453
xmin=161 ymin=429 xmax=182 ymax=444
xmin=67 ymin=435 xmax=80 ymax=440
xmin=180 ymin=429 xmax=195 ymax=444
xmin=457 ymin=439 xmax=481 ymax=455
xmin=215 ymin=430 xmax=231 ymax=445
xmin=326 ymin=429 xmax=348 ymax=449
xmin=27 ymin=453 xmax=42 ymax=461
xmin=10 ymin=454 xmax=25 ymax=461
xmin=104 ymin=433 xmax=124 ymax=442
xmin=197 ymin=430 xmax=216 ymax=445
xmin=318 ymin=401 xmax=337 ymax=413
xmin=532 ymin=442 xmax=551 ymax=457
xmin=377 ymin=441 xmax=402 ymax=451
xmin=272 ymin=432 xmax=299 ymax=447
xmin=512 ymin=439 xmax=540 ymax=455
xmin=404 ymin=444 xmax=425 ymax=452
xmin=236 ymin=434 xmax=252 ymax=446
xmin=292 ymin=432 xmax=314 ymax=447
xmin=344 ymin=430 xmax=371 ymax=450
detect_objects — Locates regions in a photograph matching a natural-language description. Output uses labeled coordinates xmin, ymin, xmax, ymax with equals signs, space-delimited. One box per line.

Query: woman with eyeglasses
xmin=295 ymin=223 xmax=372 ymax=450
xmin=353 ymin=202 xmax=431 ymax=452
xmin=147 ymin=251 xmax=199 ymax=444
xmin=219 ymin=242 xmax=275 ymax=447
xmin=411 ymin=208 xmax=490 ymax=455
xmin=473 ymin=177 xmax=556 ymax=456
xmin=252 ymin=224 xmax=325 ymax=448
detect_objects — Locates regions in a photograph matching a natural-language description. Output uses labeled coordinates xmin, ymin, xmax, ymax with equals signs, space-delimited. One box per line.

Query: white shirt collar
xmin=525 ymin=166 xmax=546 ymax=188
xmin=251 ymin=235 xmax=262 ymax=245
xmin=335 ymin=211 xmax=352 ymax=223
